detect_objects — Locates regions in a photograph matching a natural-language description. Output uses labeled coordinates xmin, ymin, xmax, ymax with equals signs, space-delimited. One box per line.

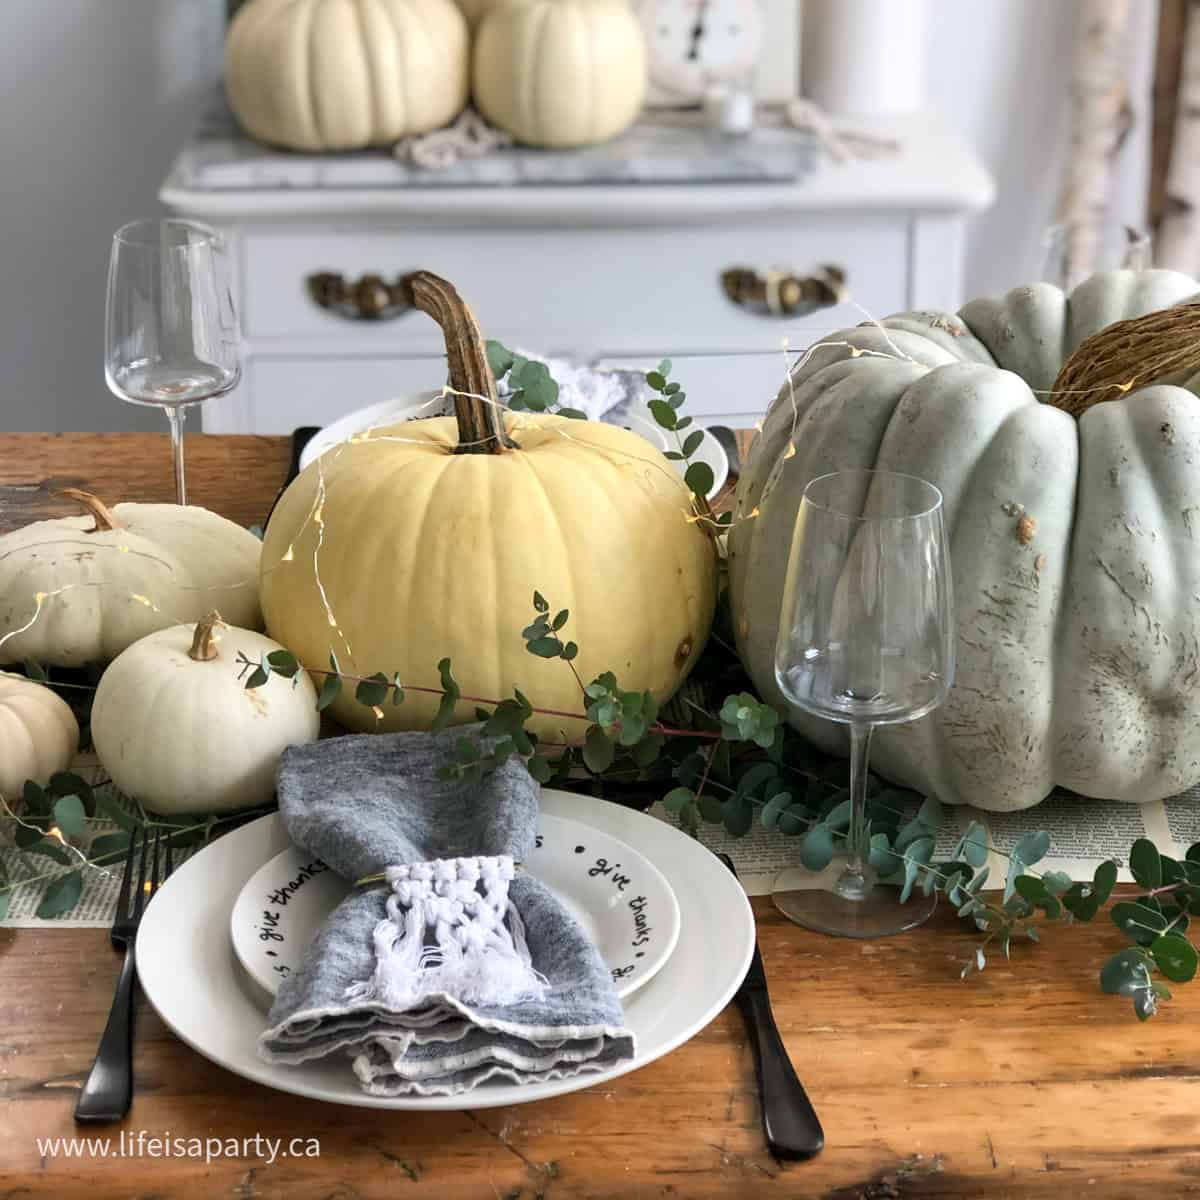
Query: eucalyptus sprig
xmin=0 ymin=770 xmax=269 ymax=920
xmin=644 ymin=359 xmax=728 ymax=527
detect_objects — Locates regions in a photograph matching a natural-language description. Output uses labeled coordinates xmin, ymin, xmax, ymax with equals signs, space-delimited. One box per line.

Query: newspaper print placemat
xmin=6 ymin=765 xmax=1200 ymax=924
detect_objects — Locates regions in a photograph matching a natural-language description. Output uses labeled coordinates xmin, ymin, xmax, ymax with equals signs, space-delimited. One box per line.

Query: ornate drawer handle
xmin=306 ymin=272 xmax=414 ymax=321
xmin=720 ymin=265 xmax=847 ymax=318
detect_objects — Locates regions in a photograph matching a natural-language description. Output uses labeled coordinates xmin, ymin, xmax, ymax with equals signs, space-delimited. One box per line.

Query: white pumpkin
xmin=473 ymin=0 xmax=647 ymax=148
xmin=91 ymin=615 xmax=319 ymax=814
xmin=0 ymin=490 xmax=262 ymax=668
xmin=225 ymin=0 xmax=470 ymax=152
xmin=0 ymin=673 xmax=79 ymax=799
xmin=731 ymin=269 xmax=1200 ymax=812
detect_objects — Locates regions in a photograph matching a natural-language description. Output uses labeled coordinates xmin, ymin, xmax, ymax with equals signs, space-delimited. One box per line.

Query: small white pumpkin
xmin=0 ymin=672 xmax=79 ymax=799
xmin=91 ymin=614 xmax=319 ymax=814
xmin=473 ymin=0 xmax=647 ymax=148
xmin=0 ymin=490 xmax=262 ymax=668
xmin=225 ymin=0 xmax=471 ymax=152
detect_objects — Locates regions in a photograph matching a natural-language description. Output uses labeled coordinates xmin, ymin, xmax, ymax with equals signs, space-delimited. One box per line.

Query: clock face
xmin=636 ymin=0 xmax=766 ymax=101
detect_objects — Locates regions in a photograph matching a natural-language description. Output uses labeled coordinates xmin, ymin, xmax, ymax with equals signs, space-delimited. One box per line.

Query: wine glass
xmin=105 ymin=219 xmax=240 ymax=504
xmin=771 ymin=468 xmax=955 ymax=938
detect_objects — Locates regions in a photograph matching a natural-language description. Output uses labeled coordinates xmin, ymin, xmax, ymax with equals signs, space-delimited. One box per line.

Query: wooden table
xmin=1 ymin=433 xmax=1197 ymax=1199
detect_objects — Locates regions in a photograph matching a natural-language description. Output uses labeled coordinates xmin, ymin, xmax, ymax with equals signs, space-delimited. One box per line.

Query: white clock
xmin=636 ymin=0 xmax=767 ymax=103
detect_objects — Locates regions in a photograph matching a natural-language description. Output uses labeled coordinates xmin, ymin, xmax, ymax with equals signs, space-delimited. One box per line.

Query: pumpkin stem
xmin=54 ymin=488 xmax=121 ymax=532
xmin=188 ymin=611 xmax=222 ymax=662
xmin=1048 ymin=303 xmax=1200 ymax=417
xmin=399 ymin=271 xmax=515 ymax=454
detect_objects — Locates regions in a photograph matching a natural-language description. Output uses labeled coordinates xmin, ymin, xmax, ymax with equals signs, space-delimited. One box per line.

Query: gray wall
xmin=0 ymin=0 xmax=1158 ymax=433
xmin=0 ymin=1 xmax=224 ymax=433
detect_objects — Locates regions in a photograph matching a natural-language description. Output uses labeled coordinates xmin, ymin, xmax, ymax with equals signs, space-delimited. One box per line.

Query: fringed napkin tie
xmin=347 ymin=856 xmax=548 ymax=1011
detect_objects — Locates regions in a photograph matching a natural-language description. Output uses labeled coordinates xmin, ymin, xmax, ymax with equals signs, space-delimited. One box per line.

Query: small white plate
xmin=136 ymin=790 xmax=755 ymax=1111
xmin=230 ymin=812 xmax=681 ymax=1002
xmin=298 ymin=393 xmax=729 ymax=499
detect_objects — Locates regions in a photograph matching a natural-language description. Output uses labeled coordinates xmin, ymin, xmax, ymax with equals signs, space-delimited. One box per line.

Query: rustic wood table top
xmin=0 ymin=432 xmax=1196 ymax=1200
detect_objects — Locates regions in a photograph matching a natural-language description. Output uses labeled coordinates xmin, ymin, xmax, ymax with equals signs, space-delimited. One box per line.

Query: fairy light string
xmin=0 ymin=309 xmax=1168 ymax=670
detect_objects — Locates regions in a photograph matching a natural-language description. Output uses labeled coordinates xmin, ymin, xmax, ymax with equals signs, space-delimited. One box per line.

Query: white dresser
xmin=161 ymin=113 xmax=992 ymax=434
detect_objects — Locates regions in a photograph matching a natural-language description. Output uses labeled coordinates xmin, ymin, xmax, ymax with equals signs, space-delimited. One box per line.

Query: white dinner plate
xmin=137 ymin=789 xmax=754 ymax=1110
xmin=298 ymin=392 xmax=729 ymax=499
xmin=230 ymin=812 xmax=681 ymax=1002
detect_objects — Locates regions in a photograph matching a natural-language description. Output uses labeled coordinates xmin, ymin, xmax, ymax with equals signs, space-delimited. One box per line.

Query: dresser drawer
xmin=238 ymin=218 xmax=908 ymax=354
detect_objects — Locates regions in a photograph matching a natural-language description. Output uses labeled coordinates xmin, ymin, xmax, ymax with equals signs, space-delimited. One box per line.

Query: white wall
xmin=0 ymin=0 xmax=225 ymax=433
xmin=926 ymin=0 xmax=1156 ymax=297
xmin=0 ymin=0 xmax=1160 ymax=432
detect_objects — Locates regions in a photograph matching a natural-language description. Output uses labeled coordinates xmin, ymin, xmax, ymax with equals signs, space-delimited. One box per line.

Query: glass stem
xmin=165 ymin=405 xmax=187 ymax=505
xmin=836 ymin=721 xmax=874 ymax=902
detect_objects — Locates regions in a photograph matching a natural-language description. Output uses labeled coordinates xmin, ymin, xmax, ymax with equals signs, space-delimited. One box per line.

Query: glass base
xmin=772 ymin=863 xmax=936 ymax=938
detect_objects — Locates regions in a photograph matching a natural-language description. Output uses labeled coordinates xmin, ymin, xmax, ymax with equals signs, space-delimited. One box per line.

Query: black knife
xmin=719 ymin=853 xmax=824 ymax=1160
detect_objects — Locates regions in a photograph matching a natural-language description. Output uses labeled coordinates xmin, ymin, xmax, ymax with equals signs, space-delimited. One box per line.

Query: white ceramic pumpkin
xmin=730 ymin=269 xmax=1200 ymax=812
xmin=0 ymin=490 xmax=262 ymax=668
xmin=261 ymin=272 xmax=717 ymax=740
xmin=473 ymin=0 xmax=647 ymax=148
xmin=0 ymin=672 xmax=79 ymax=799
xmin=225 ymin=0 xmax=470 ymax=152
xmin=91 ymin=614 xmax=319 ymax=814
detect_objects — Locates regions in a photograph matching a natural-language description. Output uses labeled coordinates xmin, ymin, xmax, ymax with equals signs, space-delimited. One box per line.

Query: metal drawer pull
xmin=306 ymin=272 xmax=414 ymax=321
xmin=720 ymin=265 xmax=847 ymax=318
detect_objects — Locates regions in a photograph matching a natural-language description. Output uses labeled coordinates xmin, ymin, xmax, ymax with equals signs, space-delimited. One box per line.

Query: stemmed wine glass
xmin=105 ymin=219 xmax=240 ymax=504
xmin=771 ymin=469 xmax=955 ymax=938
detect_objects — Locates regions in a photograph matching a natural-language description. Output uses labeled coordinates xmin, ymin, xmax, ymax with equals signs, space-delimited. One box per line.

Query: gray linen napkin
xmin=257 ymin=728 xmax=636 ymax=1096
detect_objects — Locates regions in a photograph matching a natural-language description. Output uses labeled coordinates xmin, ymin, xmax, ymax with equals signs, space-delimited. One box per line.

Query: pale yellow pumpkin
xmin=91 ymin=614 xmax=320 ymax=814
xmin=260 ymin=273 xmax=716 ymax=740
xmin=0 ymin=672 xmax=79 ymax=799
xmin=473 ymin=0 xmax=647 ymax=148
xmin=226 ymin=0 xmax=470 ymax=152
xmin=0 ymin=491 xmax=262 ymax=667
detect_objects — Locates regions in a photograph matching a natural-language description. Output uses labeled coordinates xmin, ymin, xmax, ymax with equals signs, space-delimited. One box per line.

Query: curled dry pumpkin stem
xmin=1049 ymin=303 xmax=1200 ymax=418
xmin=188 ymin=610 xmax=223 ymax=662
xmin=54 ymin=488 xmax=121 ymax=533
xmin=399 ymin=270 xmax=516 ymax=455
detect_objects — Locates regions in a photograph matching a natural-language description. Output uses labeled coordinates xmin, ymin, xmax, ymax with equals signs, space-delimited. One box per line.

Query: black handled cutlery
xmin=720 ymin=853 xmax=824 ymax=1160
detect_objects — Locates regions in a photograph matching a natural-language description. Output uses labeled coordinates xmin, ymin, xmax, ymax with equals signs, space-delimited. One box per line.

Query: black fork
xmin=74 ymin=827 xmax=173 ymax=1123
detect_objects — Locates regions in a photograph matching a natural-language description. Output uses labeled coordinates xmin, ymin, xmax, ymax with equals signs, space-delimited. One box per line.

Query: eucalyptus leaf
xmin=527 ymin=637 xmax=562 ymax=659
xmin=1129 ymin=838 xmax=1162 ymax=889
xmin=25 ymin=838 xmax=71 ymax=865
xmin=721 ymin=795 xmax=752 ymax=836
xmin=648 ymin=399 xmax=677 ymax=430
xmin=52 ymin=795 xmax=86 ymax=838
xmin=266 ymin=648 xmax=300 ymax=678
xmin=954 ymin=820 xmax=988 ymax=869
xmin=778 ymin=804 xmax=808 ymax=837
xmin=1111 ymin=900 xmax=1169 ymax=946
xmin=95 ymin=792 xmax=138 ymax=831
xmin=662 ymin=787 xmax=694 ymax=815
xmin=37 ymin=871 xmax=83 ymax=919
xmin=485 ymin=339 xmax=515 ymax=378
xmin=583 ymin=726 xmax=615 ymax=774
xmin=316 ymin=672 xmax=342 ymax=712
xmin=1100 ymin=947 xmax=1154 ymax=996
xmin=684 ymin=462 xmax=714 ymax=498
xmin=800 ymin=825 xmax=834 ymax=871
xmin=1150 ymin=934 xmax=1198 ymax=983
xmin=355 ymin=673 xmax=391 ymax=707
xmin=89 ymin=831 xmax=132 ymax=863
